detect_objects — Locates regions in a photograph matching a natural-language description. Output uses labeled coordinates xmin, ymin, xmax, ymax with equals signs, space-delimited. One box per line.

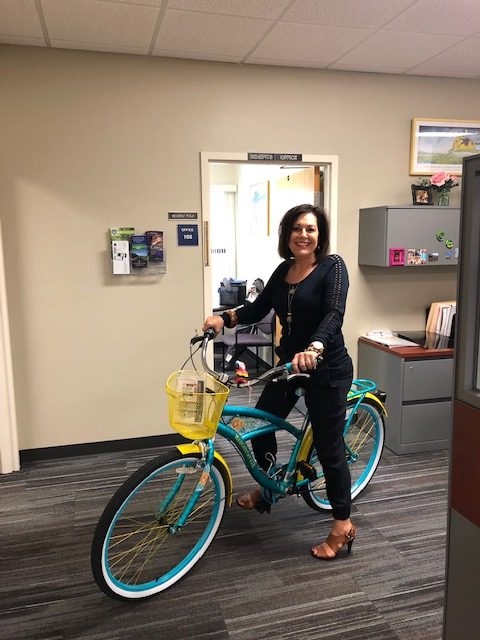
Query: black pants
xmin=254 ymin=372 xmax=353 ymax=521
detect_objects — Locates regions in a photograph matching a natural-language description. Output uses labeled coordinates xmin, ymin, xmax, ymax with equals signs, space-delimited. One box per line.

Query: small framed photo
xmin=411 ymin=184 xmax=433 ymax=205
xmin=389 ymin=248 xmax=405 ymax=267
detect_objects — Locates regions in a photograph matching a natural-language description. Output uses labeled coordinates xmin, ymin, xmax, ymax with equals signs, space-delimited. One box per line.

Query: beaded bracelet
xmin=221 ymin=309 xmax=238 ymax=328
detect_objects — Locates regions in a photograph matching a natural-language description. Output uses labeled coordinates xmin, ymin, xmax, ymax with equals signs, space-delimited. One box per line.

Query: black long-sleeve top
xmin=233 ymin=254 xmax=352 ymax=379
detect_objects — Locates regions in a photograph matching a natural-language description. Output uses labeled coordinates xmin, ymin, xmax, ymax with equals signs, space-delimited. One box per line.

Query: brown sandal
xmin=236 ymin=488 xmax=262 ymax=510
xmin=311 ymin=525 xmax=357 ymax=560
xmin=236 ymin=487 xmax=271 ymax=513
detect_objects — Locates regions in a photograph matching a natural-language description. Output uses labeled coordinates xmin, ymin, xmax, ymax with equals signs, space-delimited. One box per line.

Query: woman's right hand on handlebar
xmin=291 ymin=350 xmax=319 ymax=374
xmin=202 ymin=315 xmax=224 ymax=336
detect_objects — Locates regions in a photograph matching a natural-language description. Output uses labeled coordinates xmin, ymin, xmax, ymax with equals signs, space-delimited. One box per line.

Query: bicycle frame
xmin=218 ymin=405 xmax=308 ymax=498
xmin=175 ymin=378 xmax=385 ymax=517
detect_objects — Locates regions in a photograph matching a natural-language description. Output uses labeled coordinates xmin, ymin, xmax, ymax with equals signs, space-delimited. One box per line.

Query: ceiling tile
xmin=247 ymin=22 xmax=372 ymax=65
xmin=284 ymin=0 xmax=415 ymax=28
xmin=408 ymin=36 xmax=480 ymax=77
xmin=0 ymin=35 xmax=46 ymax=47
xmin=51 ymin=40 xmax=149 ymax=55
xmin=407 ymin=68 xmax=480 ymax=78
xmin=0 ymin=0 xmax=44 ymax=37
xmin=336 ymin=30 xmax=463 ymax=68
xmin=245 ymin=57 xmax=327 ymax=69
xmin=385 ymin=0 xmax=480 ymax=36
xmin=152 ymin=50 xmax=244 ymax=63
xmin=105 ymin=0 xmax=164 ymax=5
xmin=167 ymin=0 xmax=291 ymax=19
xmin=154 ymin=9 xmax=271 ymax=56
xmin=330 ymin=62 xmax=409 ymax=75
xmin=41 ymin=0 xmax=159 ymax=47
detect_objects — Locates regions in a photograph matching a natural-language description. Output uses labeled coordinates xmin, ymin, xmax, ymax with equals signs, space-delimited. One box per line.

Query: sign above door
xmin=247 ymin=153 xmax=303 ymax=162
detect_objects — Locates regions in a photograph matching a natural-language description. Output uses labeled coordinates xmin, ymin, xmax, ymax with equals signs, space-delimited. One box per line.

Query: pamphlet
xmin=130 ymin=234 xmax=148 ymax=269
xmin=110 ymin=227 xmax=135 ymax=241
xmin=146 ymin=231 xmax=164 ymax=262
xmin=111 ymin=240 xmax=130 ymax=275
xmin=175 ymin=372 xmax=206 ymax=424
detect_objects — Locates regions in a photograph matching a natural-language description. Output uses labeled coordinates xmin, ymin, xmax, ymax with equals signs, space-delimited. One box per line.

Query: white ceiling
xmin=2 ymin=0 xmax=480 ymax=79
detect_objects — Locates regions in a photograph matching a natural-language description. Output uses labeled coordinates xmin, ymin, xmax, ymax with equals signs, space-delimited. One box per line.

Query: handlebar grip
xmin=190 ymin=329 xmax=216 ymax=345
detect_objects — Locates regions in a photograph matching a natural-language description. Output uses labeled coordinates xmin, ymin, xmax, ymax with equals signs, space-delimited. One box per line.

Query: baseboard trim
xmin=20 ymin=433 xmax=188 ymax=463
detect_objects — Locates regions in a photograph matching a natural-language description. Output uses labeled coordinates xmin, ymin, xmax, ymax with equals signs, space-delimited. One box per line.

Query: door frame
xmin=200 ymin=151 xmax=339 ymax=320
xmin=0 ymin=221 xmax=20 ymax=474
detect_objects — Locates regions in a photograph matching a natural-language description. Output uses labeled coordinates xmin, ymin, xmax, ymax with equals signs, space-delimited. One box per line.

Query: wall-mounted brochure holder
xmin=110 ymin=228 xmax=166 ymax=276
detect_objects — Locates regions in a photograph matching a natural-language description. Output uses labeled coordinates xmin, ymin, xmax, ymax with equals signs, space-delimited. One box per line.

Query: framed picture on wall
xmin=410 ymin=118 xmax=480 ymax=175
xmin=249 ymin=181 xmax=270 ymax=237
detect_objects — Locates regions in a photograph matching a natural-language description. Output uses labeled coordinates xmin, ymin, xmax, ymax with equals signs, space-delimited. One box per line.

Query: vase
xmin=437 ymin=189 xmax=450 ymax=206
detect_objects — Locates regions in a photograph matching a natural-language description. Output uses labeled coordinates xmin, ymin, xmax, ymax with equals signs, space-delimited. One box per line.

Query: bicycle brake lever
xmin=284 ymin=373 xmax=310 ymax=382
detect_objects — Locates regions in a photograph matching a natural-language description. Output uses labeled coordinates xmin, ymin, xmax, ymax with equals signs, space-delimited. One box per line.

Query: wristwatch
xmin=307 ymin=341 xmax=324 ymax=356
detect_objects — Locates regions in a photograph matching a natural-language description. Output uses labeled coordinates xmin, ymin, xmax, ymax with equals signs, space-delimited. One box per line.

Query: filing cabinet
xmin=358 ymin=337 xmax=453 ymax=454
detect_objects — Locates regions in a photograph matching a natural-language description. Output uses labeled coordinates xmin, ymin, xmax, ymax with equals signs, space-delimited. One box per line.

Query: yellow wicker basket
xmin=166 ymin=370 xmax=229 ymax=440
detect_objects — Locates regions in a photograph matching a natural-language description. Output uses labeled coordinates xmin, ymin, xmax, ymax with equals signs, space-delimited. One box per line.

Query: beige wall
xmin=1 ymin=45 xmax=473 ymax=450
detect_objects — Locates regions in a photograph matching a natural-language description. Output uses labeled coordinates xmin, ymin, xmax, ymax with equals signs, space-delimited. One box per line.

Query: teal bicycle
xmin=91 ymin=330 xmax=386 ymax=600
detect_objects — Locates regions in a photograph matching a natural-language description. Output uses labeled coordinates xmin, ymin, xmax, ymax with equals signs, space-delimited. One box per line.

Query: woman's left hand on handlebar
xmin=291 ymin=350 xmax=319 ymax=373
xmin=202 ymin=315 xmax=224 ymax=336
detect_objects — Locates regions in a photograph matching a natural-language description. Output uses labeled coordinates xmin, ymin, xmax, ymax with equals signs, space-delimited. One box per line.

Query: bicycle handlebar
xmin=190 ymin=329 xmax=215 ymax=346
xmin=192 ymin=330 xmax=311 ymax=387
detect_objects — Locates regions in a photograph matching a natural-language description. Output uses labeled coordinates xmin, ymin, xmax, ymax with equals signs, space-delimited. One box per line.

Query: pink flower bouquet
xmin=430 ymin=172 xmax=459 ymax=192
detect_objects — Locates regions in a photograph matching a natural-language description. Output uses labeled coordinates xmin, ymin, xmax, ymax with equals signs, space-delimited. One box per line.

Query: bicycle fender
xmin=365 ymin=392 xmax=388 ymax=416
xmin=295 ymin=393 xmax=387 ymax=481
xmin=175 ymin=444 xmax=233 ymax=506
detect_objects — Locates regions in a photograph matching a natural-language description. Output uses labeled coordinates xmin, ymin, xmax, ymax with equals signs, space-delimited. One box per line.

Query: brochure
xmin=130 ymin=234 xmax=148 ymax=269
xmin=146 ymin=231 xmax=164 ymax=262
xmin=111 ymin=240 xmax=130 ymax=275
xmin=175 ymin=372 xmax=206 ymax=424
xmin=109 ymin=227 xmax=135 ymax=241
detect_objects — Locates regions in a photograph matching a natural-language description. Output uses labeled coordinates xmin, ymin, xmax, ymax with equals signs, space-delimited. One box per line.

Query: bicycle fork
xmin=163 ymin=441 xmax=215 ymax=534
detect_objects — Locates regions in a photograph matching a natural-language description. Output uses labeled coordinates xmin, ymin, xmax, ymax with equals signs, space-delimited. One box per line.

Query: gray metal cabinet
xmin=358 ymin=338 xmax=453 ymax=454
xmin=358 ymin=205 xmax=460 ymax=267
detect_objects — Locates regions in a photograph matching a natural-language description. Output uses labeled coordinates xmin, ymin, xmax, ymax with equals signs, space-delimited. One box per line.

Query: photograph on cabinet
xmin=411 ymin=184 xmax=433 ymax=205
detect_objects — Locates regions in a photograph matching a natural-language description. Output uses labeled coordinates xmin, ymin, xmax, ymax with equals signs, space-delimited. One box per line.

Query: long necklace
xmin=286 ymin=283 xmax=299 ymax=334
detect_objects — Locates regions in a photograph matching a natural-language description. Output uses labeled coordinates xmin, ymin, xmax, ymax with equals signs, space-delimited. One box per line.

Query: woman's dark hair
xmin=278 ymin=204 xmax=330 ymax=261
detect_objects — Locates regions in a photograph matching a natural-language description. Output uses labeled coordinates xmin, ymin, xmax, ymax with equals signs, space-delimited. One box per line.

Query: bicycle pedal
xmin=297 ymin=461 xmax=318 ymax=481
xmin=254 ymin=499 xmax=271 ymax=514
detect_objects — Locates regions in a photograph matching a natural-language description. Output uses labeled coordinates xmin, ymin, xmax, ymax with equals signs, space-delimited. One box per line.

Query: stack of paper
xmin=426 ymin=301 xmax=456 ymax=337
xmin=364 ymin=331 xmax=419 ymax=348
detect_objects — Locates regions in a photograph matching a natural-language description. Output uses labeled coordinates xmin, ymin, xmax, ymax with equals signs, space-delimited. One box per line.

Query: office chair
xmin=220 ymin=309 xmax=276 ymax=372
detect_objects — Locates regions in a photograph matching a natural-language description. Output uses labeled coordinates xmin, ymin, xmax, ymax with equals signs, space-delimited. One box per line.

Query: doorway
xmin=200 ymin=152 xmax=339 ymax=320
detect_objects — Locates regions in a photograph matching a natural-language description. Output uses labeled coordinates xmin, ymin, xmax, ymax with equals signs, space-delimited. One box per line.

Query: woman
xmin=203 ymin=204 xmax=354 ymax=560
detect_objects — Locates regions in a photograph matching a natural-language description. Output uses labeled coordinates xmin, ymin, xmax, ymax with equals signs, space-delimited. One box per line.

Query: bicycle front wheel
xmin=91 ymin=451 xmax=227 ymax=600
xmin=302 ymin=397 xmax=385 ymax=511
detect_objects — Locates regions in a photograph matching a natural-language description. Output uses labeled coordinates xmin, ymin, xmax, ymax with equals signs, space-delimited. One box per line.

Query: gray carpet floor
xmin=0 ymin=386 xmax=448 ymax=640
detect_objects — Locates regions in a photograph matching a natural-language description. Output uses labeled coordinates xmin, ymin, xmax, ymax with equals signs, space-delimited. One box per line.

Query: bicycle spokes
xmin=94 ymin=456 xmax=226 ymax=595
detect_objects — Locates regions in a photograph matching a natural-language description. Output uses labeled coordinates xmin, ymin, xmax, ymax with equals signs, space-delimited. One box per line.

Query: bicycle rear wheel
xmin=302 ymin=397 xmax=385 ymax=511
xmin=91 ymin=451 xmax=227 ymax=600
